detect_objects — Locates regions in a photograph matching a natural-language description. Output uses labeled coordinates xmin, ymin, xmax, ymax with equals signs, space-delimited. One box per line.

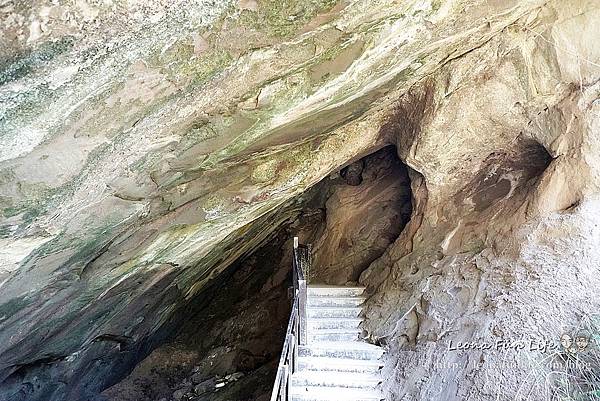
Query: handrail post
xmin=298 ymin=278 xmax=307 ymax=345
xmin=282 ymin=365 xmax=288 ymax=400
xmin=293 ymin=334 xmax=299 ymax=372
xmin=293 ymin=236 xmax=308 ymax=346
xmin=306 ymin=243 xmax=312 ymax=283
xmin=292 ymin=238 xmax=299 ymax=296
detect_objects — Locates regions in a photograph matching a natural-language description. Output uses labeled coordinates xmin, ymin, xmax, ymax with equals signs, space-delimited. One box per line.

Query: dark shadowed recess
xmin=454 ymin=138 xmax=553 ymax=213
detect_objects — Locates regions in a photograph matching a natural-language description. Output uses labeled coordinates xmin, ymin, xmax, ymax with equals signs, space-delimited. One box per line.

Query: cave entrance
xmin=101 ymin=145 xmax=414 ymax=401
xmin=306 ymin=145 xmax=413 ymax=285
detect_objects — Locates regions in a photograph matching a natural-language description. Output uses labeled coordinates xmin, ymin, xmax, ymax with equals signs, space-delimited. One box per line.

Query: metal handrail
xmin=293 ymin=237 xmax=309 ymax=345
xmin=270 ymin=237 xmax=311 ymax=401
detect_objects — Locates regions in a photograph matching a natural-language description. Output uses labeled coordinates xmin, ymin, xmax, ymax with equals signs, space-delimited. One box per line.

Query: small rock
xmin=192 ymin=34 xmax=209 ymax=56
xmin=225 ymin=372 xmax=244 ymax=381
xmin=340 ymin=160 xmax=364 ymax=186
xmin=27 ymin=20 xmax=43 ymax=43
xmin=194 ymin=377 xmax=216 ymax=395
xmin=191 ymin=372 xmax=206 ymax=384
xmin=173 ymin=387 xmax=191 ymax=400
xmin=238 ymin=0 xmax=258 ymax=12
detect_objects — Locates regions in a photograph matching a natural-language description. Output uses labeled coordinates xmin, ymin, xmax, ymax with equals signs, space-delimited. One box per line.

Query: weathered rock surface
xmin=357 ymin=2 xmax=600 ymax=400
xmin=311 ymin=147 xmax=412 ymax=284
xmin=1 ymin=0 xmax=599 ymax=400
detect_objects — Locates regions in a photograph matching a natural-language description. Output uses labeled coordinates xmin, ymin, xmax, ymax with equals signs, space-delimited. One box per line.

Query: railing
xmin=270 ymin=237 xmax=312 ymax=401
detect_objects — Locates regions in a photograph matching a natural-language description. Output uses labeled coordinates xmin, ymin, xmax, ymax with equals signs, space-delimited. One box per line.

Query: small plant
xmin=516 ymin=315 xmax=600 ymax=401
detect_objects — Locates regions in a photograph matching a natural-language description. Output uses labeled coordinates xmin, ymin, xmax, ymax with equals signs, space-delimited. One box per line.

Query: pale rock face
xmin=0 ymin=0 xmax=599 ymax=400
xmin=357 ymin=2 xmax=600 ymax=400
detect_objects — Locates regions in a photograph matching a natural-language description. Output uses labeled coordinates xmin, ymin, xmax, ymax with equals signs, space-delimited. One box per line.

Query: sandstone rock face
xmin=1 ymin=0 xmax=599 ymax=400
xmin=311 ymin=147 xmax=412 ymax=284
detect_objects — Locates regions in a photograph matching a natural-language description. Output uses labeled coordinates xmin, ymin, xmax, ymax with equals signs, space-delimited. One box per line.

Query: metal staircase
xmin=270 ymin=238 xmax=384 ymax=401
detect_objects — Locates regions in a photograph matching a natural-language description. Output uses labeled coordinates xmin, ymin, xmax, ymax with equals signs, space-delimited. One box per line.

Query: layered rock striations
xmin=1 ymin=0 xmax=599 ymax=400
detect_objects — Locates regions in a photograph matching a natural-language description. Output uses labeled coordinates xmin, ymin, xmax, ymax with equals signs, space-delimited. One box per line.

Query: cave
xmin=2 ymin=2 xmax=600 ymax=401
xmin=97 ymin=145 xmax=414 ymax=401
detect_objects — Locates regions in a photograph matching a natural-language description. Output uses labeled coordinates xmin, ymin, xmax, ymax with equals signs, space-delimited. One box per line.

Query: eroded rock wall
xmin=100 ymin=144 xmax=412 ymax=401
xmin=311 ymin=146 xmax=412 ymax=284
xmin=359 ymin=2 xmax=600 ymax=399
xmin=101 ymin=229 xmax=296 ymax=401
xmin=1 ymin=0 xmax=599 ymax=400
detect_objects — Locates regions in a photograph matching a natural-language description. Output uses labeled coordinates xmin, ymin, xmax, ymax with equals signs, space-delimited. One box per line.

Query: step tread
xmin=308 ymin=322 xmax=362 ymax=330
xmin=308 ymin=328 xmax=363 ymax=334
xmin=308 ymin=334 xmax=361 ymax=342
xmin=293 ymin=370 xmax=381 ymax=382
xmin=307 ymin=286 xmax=366 ymax=297
xmin=300 ymin=342 xmax=385 ymax=359
xmin=298 ymin=356 xmax=384 ymax=368
xmin=307 ymin=295 xmax=366 ymax=300
xmin=307 ymin=307 xmax=363 ymax=318
xmin=308 ymin=285 xmax=366 ymax=289
xmin=307 ymin=296 xmax=366 ymax=304
xmin=307 ymin=317 xmax=363 ymax=323
xmin=290 ymin=385 xmax=383 ymax=400
xmin=302 ymin=341 xmax=383 ymax=351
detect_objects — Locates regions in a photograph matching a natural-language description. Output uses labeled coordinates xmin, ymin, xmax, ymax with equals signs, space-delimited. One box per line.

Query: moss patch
xmin=251 ymin=159 xmax=280 ymax=183
xmin=238 ymin=0 xmax=339 ymax=38
xmin=152 ymin=39 xmax=234 ymax=86
xmin=0 ymin=36 xmax=76 ymax=86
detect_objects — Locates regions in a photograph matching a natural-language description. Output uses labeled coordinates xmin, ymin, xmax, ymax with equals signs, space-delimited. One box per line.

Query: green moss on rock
xmin=238 ymin=0 xmax=339 ymax=38
xmin=154 ymin=39 xmax=234 ymax=85
xmin=0 ymin=36 xmax=75 ymax=85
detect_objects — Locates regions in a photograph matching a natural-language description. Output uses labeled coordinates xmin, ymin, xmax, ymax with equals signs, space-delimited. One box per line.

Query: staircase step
xmin=308 ymin=285 xmax=365 ymax=297
xmin=290 ymin=385 xmax=383 ymax=401
xmin=307 ymin=296 xmax=366 ymax=307
xmin=298 ymin=356 xmax=383 ymax=374
xmin=291 ymin=371 xmax=381 ymax=389
xmin=299 ymin=341 xmax=384 ymax=360
xmin=308 ymin=327 xmax=362 ymax=335
xmin=298 ymin=356 xmax=384 ymax=374
xmin=307 ymin=317 xmax=363 ymax=330
xmin=308 ymin=331 xmax=361 ymax=342
xmin=307 ymin=307 xmax=362 ymax=319
xmin=308 ymin=327 xmax=362 ymax=342
xmin=282 ymin=284 xmax=385 ymax=400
